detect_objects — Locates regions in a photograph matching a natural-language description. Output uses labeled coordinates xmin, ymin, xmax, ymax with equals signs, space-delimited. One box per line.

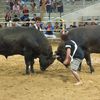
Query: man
xmin=32 ymin=14 xmax=37 ymax=21
xmin=12 ymin=14 xmax=20 ymax=27
xmin=33 ymin=17 xmax=42 ymax=31
xmin=45 ymin=22 xmax=56 ymax=38
xmin=63 ymin=40 xmax=84 ymax=85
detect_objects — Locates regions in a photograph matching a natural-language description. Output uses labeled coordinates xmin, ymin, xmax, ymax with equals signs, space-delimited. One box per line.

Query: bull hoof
xmin=26 ymin=71 xmax=30 ymax=75
xmin=40 ymin=68 xmax=46 ymax=71
xmin=90 ymin=69 xmax=95 ymax=73
xmin=31 ymin=70 xmax=34 ymax=73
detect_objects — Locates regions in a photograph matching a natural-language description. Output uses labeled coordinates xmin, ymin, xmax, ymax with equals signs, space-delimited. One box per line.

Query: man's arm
xmin=63 ymin=48 xmax=71 ymax=65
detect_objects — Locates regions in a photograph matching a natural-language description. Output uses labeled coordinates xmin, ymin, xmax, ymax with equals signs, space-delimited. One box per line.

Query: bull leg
xmin=85 ymin=52 xmax=94 ymax=73
xmin=25 ymin=57 xmax=34 ymax=74
xmin=24 ymin=49 xmax=34 ymax=74
xmin=24 ymin=57 xmax=31 ymax=74
xmin=25 ymin=58 xmax=34 ymax=74
xmin=30 ymin=60 xmax=34 ymax=73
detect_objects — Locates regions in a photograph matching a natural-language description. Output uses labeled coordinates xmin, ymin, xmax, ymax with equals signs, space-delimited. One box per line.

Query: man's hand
xmin=63 ymin=57 xmax=71 ymax=65
xmin=63 ymin=48 xmax=71 ymax=65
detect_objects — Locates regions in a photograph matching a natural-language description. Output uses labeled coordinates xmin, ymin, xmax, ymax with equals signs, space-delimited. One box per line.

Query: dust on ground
xmin=0 ymin=44 xmax=100 ymax=100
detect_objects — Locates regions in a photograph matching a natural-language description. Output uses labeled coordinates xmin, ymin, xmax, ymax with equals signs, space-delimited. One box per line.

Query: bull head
xmin=39 ymin=46 xmax=56 ymax=71
xmin=55 ymin=42 xmax=67 ymax=65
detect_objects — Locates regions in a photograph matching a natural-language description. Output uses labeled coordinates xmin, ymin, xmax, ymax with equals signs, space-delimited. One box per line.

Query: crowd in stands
xmin=0 ymin=0 xmax=98 ymax=38
xmin=4 ymin=0 xmax=64 ymax=38
xmin=5 ymin=0 xmax=64 ymax=19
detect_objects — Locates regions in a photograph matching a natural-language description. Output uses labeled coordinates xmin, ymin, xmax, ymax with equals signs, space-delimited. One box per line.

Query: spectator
xmin=51 ymin=0 xmax=57 ymax=12
xmin=20 ymin=4 xmax=30 ymax=26
xmin=15 ymin=0 xmax=21 ymax=4
xmin=59 ymin=19 xmax=65 ymax=30
xmin=91 ymin=21 xmax=97 ymax=25
xmin=24 ymin=17 xmax=30 ymax=27
xmin=22 ymin=4 xmax=29 ymax=17
xmin=12 ymin=2 xmax=20 ymax=17
xmin=46 ymin=0 xmax=52 ymax=13
xmin=39 ymin=0 xmax=42 ymax=7
xmin=57 ymin=0 xmax=64 ymax=17
xmin=54 ymin=22 xmax=60 ymax=32
xmin=5 ymin=0 xmax=10 ymax=11
xmin=30 ymin=0 xmax=36 ymax=13
xmin=21 ymin=0 xmax=28 ymax=5
xmin=13 ymin=14 xmax=20 ymax=21
xmin=21 ymin=15 xmax=30 ymax=27
xmin=70 ymin=22 xmax=77 ymax=28
xmin=16 ymin=0 xmax=22 ymax=9
xmin=45 ymin=22 xmax=56 ymax=38
xmin=5 ymin=11 xmax=12 ymax=27
xmin=29 ymin=14 xmax=37 ymax=27
xmin=12 ymin=14 xmax=20 ymax=27
xmin=20 ymin=14 xmax=28 ymax=21
xmin=9 ymin=0 xmax=14 ymax=10
xmin=78 ymin=22 xmax=85 ymax=27
xmin=31 ymin=14 xmax=37 ymax=21
xmin=34 ymin=17 xmax=42 ymax=31
xmin=20 ymin=4 xmax=29 ymax=21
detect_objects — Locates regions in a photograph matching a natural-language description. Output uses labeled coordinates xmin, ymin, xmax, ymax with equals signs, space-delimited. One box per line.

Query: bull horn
xmin=53 ymin=53 xmax=60 ymax=59
xmin=53 ymin=55 xmax=59 ymax=59
xmin=55 ymin=55 xmax=60 ymax=58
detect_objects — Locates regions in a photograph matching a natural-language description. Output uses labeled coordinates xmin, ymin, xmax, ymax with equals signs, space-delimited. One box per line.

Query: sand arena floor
xmin=0 ymin=44 xmax=100 ymax=100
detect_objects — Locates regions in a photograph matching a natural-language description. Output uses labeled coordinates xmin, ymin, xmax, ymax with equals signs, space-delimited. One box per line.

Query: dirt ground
xmin=0 ymin=44 xmax=100 ymax=100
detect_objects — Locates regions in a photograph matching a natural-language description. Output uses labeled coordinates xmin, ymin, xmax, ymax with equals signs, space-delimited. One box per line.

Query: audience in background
xmin=12 ymin=14 xmax=20 ymax=27
xmin=45 ymin=21 xmax=56 ymax=38
xmin=2 ymin=0 xmax=99 ymax=38
xmin=12 ymin=2 xmax=21 ymax=17
xmin=70 ymin=22 xmax=77 ymax=28
xmin=46 ymin=0 xmax=52 ymax=13
xmin=31 ymin=14 xmax=37 ymax=21
xmin=22 ymin=4 xmax=29 ymax=17
xmin=57 ymin=0 xmax=64 ymax=17
xmin=54 ymin=22 xmax=60 ymax=32
xmin=20 ymin=4 xmax=29 ymax=21
xmin=33 ymin=17 xmax=42 ymax=31
xmin=5 ymin=11 xmax=12 ymax=27
xmin=9 ymin=0 xmax=14 ymax=10
xmin=30 ymin=0 xmax=36 ymax=13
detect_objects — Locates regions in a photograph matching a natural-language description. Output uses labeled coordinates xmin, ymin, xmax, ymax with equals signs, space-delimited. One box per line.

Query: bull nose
xmin=40 ymin=67 xmax=46 ymax=71
xmin=57 ymin=57 xmax=62 ymax=62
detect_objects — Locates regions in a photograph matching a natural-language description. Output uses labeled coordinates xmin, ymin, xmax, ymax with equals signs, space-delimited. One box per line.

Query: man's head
xmin=35 ymin=17 xmax=41 ymax=26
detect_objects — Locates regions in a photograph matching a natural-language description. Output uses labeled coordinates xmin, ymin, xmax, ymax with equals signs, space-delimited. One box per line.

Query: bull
xmin=0 ymin=27 xmax=55 ymax=74
xmin=56 ymin=25 xmax=100 ymax=73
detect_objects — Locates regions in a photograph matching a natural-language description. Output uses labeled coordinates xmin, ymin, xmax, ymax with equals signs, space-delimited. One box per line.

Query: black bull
xmin=56 ymin=25 xmax=100 ymax=73
xmin=0 ymin=27 xmax=55 ymax=74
